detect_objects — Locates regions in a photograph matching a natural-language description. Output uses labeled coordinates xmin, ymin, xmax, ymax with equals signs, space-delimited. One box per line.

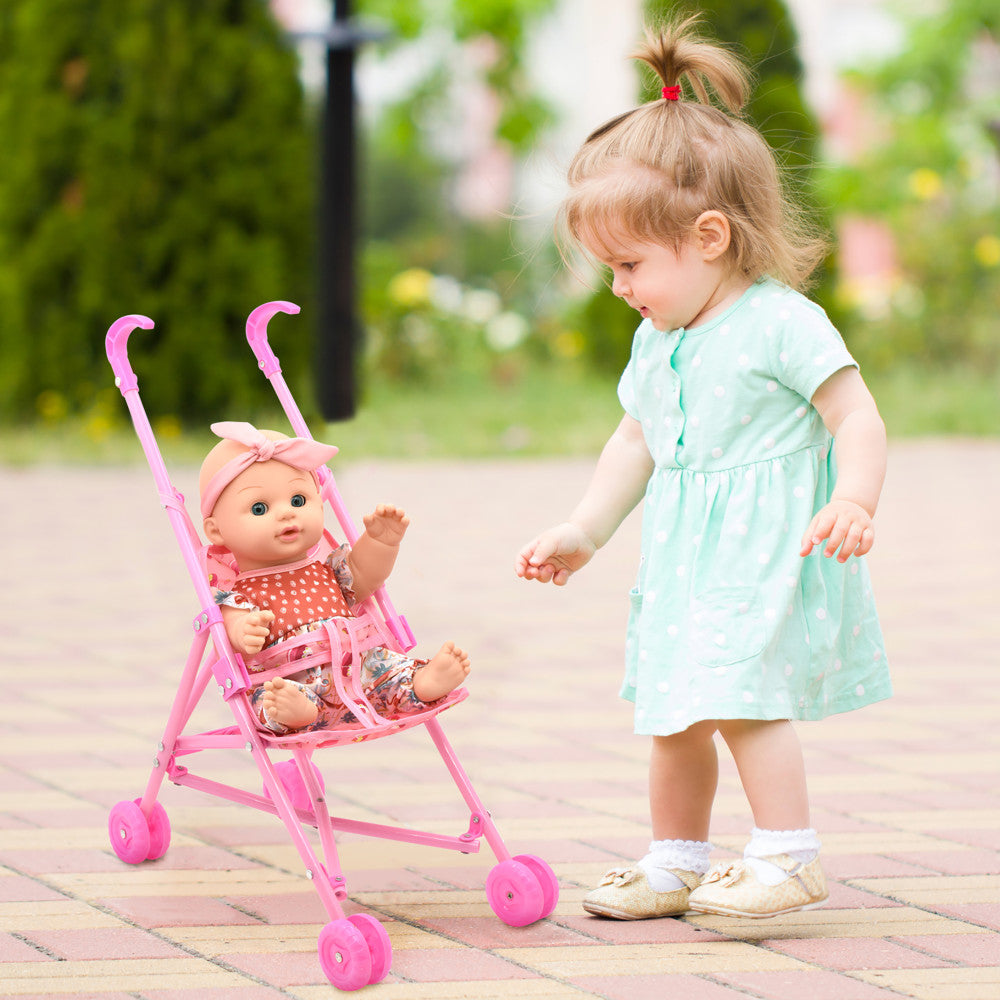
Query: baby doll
xmin=199 ymin=421 xmax=470 ymax=735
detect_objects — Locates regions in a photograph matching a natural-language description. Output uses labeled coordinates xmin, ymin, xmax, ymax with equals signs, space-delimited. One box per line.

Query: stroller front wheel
xmin=109 ymin=799 xmax=172 ymax=864
xmin=319 ymin=916 xmax=391 ymax=990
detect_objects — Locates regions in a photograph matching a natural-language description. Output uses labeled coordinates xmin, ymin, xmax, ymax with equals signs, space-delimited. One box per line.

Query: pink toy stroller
xmin=105 ymin=301 xmax=558 ymax=991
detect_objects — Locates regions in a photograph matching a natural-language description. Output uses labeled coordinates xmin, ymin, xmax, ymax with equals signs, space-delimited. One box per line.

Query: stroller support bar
xmin=169 ymin=768 xmax=485 ymax=855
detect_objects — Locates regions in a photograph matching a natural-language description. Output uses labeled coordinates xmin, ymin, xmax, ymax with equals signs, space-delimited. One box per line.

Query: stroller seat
xmin=104 ymin=301 xmax=558 ymax=991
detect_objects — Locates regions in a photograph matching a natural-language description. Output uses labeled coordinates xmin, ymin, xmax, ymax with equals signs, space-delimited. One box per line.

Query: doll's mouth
xmin=279 ymin=526 xmax=300 ymax=540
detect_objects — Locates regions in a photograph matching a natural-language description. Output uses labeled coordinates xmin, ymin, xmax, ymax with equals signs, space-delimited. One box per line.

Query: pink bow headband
xmin=200 ymin=421 xmax=338 ymax=518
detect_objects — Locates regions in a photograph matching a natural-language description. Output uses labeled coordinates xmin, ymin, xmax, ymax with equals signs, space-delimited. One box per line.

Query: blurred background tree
xmin=818 ymin=0 xmax=1000 ymax=377
xmin=0 ymin=0 xmax=314 ymax=428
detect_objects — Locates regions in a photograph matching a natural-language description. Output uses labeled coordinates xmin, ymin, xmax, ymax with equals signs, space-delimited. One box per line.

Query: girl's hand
xmin=800 ymin=500 xmax=874 ymax=562
xmin=516 ymin=523 xmax=597 ymax=586
xmin=362 ymin=503 xmax=410 ymax=547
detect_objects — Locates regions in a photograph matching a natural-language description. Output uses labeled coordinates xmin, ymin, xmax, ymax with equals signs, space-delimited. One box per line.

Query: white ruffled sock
xmin=638 ymin=838 xmax=713 ymax=892
xmin=743 ymin=827 xmax=820 ymax=886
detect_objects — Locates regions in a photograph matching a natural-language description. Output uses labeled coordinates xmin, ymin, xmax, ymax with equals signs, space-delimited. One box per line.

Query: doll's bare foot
xmin=412 ymin=642 xmax=471 ymax=703
xmin=262 ymin=678 xmax=319 ymax=731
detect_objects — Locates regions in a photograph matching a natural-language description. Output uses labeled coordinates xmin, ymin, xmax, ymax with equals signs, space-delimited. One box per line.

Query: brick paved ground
xmin=2 ymin=439 xmax=998 ymax=998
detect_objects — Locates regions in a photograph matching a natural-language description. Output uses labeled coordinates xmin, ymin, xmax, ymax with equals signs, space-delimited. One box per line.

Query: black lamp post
xmin=314 ymin=1 xmax=386 ymax=421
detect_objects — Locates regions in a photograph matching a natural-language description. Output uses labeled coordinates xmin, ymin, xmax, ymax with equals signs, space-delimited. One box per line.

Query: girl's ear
xmin=695 ymin=210 xmax=731 ymax=262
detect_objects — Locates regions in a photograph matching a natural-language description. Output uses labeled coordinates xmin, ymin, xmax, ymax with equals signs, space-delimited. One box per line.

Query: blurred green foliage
xmin=818 ymin=0 xmax=1000 ymax=375
xmin=355 ymin=0 xmax=562 ymax=388
xmin=0 ymin=0 xmax=314 ymax=426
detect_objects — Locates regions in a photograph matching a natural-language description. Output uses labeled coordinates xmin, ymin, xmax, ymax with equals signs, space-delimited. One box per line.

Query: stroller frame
xmin=105 ymin=301 xmax=558 ymax=991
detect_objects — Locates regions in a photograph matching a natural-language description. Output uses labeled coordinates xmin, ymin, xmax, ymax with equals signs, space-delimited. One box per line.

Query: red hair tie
xmin=662 ymin=85 xmax=681 ymax=101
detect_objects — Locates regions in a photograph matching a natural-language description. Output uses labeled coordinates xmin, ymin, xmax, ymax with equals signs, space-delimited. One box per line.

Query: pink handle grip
xmin=106 ymin=314 xmax=155 ymax=394
xmin=246 ymin=300 xmax=300 ymax=377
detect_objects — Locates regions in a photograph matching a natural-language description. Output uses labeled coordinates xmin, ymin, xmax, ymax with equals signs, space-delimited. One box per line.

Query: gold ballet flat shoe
xmin=688 ymin=853 xmax=828 ymax=919
xmin=582 ymin=865 xmax=702 ymax=920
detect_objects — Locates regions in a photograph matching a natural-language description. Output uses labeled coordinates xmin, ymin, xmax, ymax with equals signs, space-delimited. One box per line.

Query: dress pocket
xmin=691 ymin=587 xmax=765 ymax=667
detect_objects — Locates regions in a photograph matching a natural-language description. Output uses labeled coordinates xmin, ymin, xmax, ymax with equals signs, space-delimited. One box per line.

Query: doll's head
xmin=560 ymin=14 xmax=826 ymax=291
xmin=199 ymin=421 xmax=337 ymax=571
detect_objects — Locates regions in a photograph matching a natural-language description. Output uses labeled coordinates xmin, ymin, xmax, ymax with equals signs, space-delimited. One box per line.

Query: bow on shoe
xmin=598 ymin=867 xmax=639 ymax=888
xmin=701 ymin=861 xmax=746 ymax=887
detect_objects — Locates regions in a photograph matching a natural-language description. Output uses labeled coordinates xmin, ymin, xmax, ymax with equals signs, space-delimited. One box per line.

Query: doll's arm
xmin=346 ymin=503 xmax=409 ymax=603
xmin=517 ymin=414 xmax=653 ymax=585
xmin=801 ymin=366 xmax=887 ymax=562
xmin=220 ymin=605 xmax=276 ymax=656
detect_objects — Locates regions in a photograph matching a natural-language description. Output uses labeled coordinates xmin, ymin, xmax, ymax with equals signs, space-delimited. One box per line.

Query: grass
xmin=0 ymin=362 xmax=995 ymax=468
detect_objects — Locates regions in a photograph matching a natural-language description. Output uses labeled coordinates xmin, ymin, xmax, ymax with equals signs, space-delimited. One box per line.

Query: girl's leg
xmin=584 ymin=721 xmax=718 ymax=918
xmin=649 ymin=720 xmax=719 ymax=840
xmin=687 ymin=719 xmax=827 ymax=917
xmin=716 ymin=719 xmax=809 ymax=830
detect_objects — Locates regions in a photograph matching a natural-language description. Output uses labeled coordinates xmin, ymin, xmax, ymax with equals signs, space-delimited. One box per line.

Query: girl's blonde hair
xmin=562 ymin=14 xmax=827 ymax=289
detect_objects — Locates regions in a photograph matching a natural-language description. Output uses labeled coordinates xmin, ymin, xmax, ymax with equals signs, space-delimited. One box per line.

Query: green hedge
xmin=0 ymin=0 xmax=315 ymax=424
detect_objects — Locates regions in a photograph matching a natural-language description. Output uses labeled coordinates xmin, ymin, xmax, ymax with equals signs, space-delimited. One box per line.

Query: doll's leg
xmin=411 ymin=641 xmax=471 ymax=702
xmin=258 ymin=677 xmax=320 ymax=733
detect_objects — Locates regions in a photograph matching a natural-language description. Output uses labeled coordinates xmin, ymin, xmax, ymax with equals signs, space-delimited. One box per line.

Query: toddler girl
xmin=201 ymin=421 xmax=470 ymax=735
xmin=516 ymin=16 xmax=890 ymax=919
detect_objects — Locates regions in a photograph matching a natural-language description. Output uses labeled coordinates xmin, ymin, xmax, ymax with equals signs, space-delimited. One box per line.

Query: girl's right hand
xmin=515 ymin=523 xmax=597 ymax=586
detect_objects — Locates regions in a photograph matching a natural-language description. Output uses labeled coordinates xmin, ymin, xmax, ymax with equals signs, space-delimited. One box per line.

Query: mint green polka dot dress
xmin=617 ymin=279 xmax=890 ymax=736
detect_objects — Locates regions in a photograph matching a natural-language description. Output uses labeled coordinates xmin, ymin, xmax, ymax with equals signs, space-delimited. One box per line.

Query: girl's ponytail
xmin=634 ymin=15 xmax=750 ymax=116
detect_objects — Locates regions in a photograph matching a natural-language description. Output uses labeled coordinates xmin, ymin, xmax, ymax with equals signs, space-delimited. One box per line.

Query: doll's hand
xmin=800 ymin=500 xmax=874 ymax=563
xmin=516 ymin=523 xmax=597 ymax=586
xmin=238 ymin=609 xmax=275 ymax=655
xmin=362 ymin=504 xmax=410 ymax=547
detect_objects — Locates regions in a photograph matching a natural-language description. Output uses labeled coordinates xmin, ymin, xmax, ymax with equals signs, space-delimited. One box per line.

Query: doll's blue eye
xmin=290 ymin=494 xmax=306 ymax=508
xmin=251 ymin=501 xmax=268 ymax=516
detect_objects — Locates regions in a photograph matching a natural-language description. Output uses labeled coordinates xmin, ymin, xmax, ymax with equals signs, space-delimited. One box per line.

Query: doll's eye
xmin=251 ymin=501 xmax=268 ymax=516
xmin=290 ymin=494 xmax=306 ymax=508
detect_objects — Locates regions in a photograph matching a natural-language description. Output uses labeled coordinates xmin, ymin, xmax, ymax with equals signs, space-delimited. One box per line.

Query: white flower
xmin=485 ymin=311 xmax=529 ymax=351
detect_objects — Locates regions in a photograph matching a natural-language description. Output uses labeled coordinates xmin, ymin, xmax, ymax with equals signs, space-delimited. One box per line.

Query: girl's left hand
xmin=800 ymin=500 xmax=874 ymax=562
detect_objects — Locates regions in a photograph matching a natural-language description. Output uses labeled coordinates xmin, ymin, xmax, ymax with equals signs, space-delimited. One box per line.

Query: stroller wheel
xmin=486 ymin=858 xmax=546 ymax=927
xmin=347 ymin=913 xmax=392 ymax=984
xmin=109 ymin=800 xmax=151 ymax=864
xmin=142 ymin=799 xmax=172 ymax=860
xmin=513 ymin=854 xmax=559 ymax=919
xmin=264 ymin=759 xmax=326 ymax=813
xmin=318 ymin=918 xmax=374 ymax=990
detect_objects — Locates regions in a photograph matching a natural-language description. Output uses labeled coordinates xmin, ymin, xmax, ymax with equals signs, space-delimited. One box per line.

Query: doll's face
xmin=204 ymin=459 xmax=324 ymax=571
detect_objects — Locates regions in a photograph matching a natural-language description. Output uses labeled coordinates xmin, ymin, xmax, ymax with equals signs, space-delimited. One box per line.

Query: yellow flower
xmin=153 ymin=415 xmax=183 ymax=440
xmin=908 ymin=168 xmax=943 ymax=201
xmin=36 ymin=390 xmax=68 ymax=423
xmin=553 ymin=329 xmax=585 ymax=359
xmin=973 ymin=235 xmax=1000 ymax=268
xmin=388 ymin=268 xmax=433 ymax=308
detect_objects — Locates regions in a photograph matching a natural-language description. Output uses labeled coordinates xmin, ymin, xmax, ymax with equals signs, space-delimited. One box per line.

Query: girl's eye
xmin=290 ymin=494 xmax=306 ymax=508
xmin=251 ymin=501 xmax=268 ymax=516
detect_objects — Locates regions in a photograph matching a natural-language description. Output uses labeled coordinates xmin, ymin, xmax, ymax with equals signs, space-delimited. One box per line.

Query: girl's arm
xmin=346 ymin=503 xmax=409 ymax=603
xmin=517 ymin=414 xmax=653 ymax=585
xmin=802 ymin=366 xmax=887 ymax=562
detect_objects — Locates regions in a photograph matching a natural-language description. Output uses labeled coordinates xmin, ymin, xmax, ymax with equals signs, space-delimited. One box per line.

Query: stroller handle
xmin=106 ymin=314 xmax=155 ymax=394
xmin=247 ymin=300 xmax=300 ymax=377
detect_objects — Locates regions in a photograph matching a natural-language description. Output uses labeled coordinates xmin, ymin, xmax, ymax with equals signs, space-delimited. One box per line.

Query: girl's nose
xmin=611 ymin=271 xmax=629 ymax=297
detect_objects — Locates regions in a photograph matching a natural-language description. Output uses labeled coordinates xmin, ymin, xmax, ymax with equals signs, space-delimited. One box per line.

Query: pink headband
xmin=200 ymin=421 xmax=338 ymax=518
